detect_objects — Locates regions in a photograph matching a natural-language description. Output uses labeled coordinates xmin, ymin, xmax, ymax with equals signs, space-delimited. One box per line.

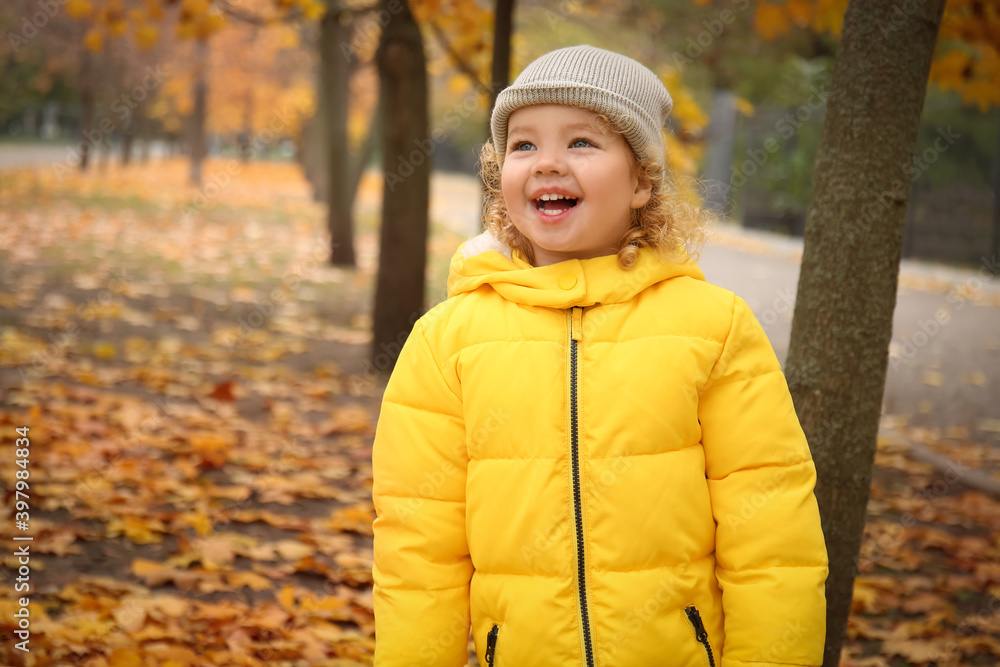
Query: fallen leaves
xmin=0 ymin=160 xmax=379 ymax=664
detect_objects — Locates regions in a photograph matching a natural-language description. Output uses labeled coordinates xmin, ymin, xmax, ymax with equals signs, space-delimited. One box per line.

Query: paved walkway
xmin=430 ymin=171 xmax=1000 ymax=445
xmin=0 ymin=140 xmax=170 ymax=169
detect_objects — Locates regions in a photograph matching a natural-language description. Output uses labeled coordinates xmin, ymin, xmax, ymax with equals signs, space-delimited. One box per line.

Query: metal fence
xmin=727 ymin=95 xmax=1000 ymax=268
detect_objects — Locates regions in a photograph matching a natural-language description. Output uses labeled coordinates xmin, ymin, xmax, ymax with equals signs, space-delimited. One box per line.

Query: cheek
xmin=500 ymin=167 xmax=521 ymax=207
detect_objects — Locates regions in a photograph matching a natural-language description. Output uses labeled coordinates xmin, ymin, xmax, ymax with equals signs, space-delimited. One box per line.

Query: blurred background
xmin=1 ymin=0 xmax=999 ymax=665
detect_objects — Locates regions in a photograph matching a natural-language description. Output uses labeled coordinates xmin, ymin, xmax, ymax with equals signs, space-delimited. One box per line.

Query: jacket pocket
xmin=683 ymin=605 xmax=716 ymax=667
xmin=484 ymin=623 xmax=500 ymax=667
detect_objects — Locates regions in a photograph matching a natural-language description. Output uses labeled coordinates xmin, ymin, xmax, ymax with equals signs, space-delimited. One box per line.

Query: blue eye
xmin=514 ymin=141 xmax=534 ymax=151
xmin=572 ymin=139 xmax=593 ymax=148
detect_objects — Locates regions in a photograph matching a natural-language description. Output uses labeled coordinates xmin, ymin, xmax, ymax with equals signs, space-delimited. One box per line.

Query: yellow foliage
xmin=734 ymin=96 xmax=755 ymax=117
xmin=755 ymin=2 xmax=791 ymax=41
xmin=146 ymin=0 xmax=164 ymax=21
xmin=180 ymin=0 xmax=211 ymax=19
xmin=84 ymin=28 xmax=103 ymax=52
xmin=93 ymin=341 xmax=116 ymax=359
xmin=661 ymin=67 xmax=708 ymax=133
xmin=786 ymin=0 xmax=811 ymax=26
xmin=930 ymin=48 xmax=972 ymax=91
xmin=175 ymin=21 xmax=196 ymax=40
xmin=108 ymin=647 xmax=143 ymax=667
xmin=749 ymin=0 xmax=997 ymax=110
xmin=811 ymin=0 xmax=847 ymax=37
xmin=302 ymin=0 xmax=325 ymax=21
xmin=66 ymin=0 xmax=92 ymax=19
xmin=135 ymin=23 xmax=159 ymax=50
xmin=448 ymin=74 xmax=472 ymax=98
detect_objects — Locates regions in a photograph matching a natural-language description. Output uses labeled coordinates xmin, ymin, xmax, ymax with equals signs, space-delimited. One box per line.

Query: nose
xmin=533 ymin=146 xmax=568 ymax=175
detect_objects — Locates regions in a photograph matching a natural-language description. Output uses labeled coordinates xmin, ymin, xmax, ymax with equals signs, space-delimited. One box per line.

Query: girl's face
xmin=501 ymin=104 xmax=651 ymax=267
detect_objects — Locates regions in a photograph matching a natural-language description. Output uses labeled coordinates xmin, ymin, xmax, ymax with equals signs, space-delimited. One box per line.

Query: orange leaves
xmin=107 ymin=515 xmax=169 ymax=544
xmin=753 ymin=0 xmax=848 ymax=41
xmin=754 ymin=3 xmax=791 ymax=40
xmin=938 ymin=0 xmax=1000 ymax=92
xmin=881 ymin=639 xmax=951 ymax=663
xmin=107 ymin=647 xmax=144 ymax=667
xmin=0 ymin=160 xmax=387 ymax=665
xmin=84 ymin=28 xmax=103 ymax=52
xmin=931 ymin=44 xmax=1000 ymax=111
xmin=843 ymin=419 xmax=1000 ymax=661
xmin=186 ymin=430 xmax=235 ymax=468
xmin=227 ymin=571 xmax=272 ymax=591
xmin=67 ymin=0 xmax=94 ymax=18
xmin=327 ymin=505 xmax=375 ymax=536
xmin=750 ymin=1 xmax=999 ymax=109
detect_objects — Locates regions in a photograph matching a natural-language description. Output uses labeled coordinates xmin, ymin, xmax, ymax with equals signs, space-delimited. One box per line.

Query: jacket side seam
xmin=588 ymin=443 xmax=701 ymax=459
xmin=472 ymin=571 xmax=566 ymax=579
xmin=703 ymin=291 xmax=738 ymax=386
xmin=586 ymin=334 xmax=723 ymax=346
xmin=381 ymin=397 xmax=464 ymax=419
xmin=442 ymin=338 xmax=562 ymax=365
xmin=699 ymin=367 xmax=783 ymax=391
xmin=717 ymin=563 xmax=828 ymax=573
xmin=374 ymin=583 xmax=470 ymax=592
xmin=376 ymin=494 xmax=465 ymax=503
xmin=415 ymin=321 xmax=464 ymax=405
xmin=471 ymin=456 xmax=563 ymax=461
xmin=708 ymin=459 xmax=812 ymax=481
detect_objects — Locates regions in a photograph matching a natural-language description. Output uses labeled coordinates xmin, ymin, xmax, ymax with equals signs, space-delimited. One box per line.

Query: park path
xmin=427 ymin=171 xmax=1000 ymax=447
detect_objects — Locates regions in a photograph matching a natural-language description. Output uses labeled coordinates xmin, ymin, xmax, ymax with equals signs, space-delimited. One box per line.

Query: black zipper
xmin=569 ymin=307 xmax=595 ymax=667
xmin=485 ymin=624 xmax=499 ymax=667
xmin=683 ymin=605 xmax=716 ymax=667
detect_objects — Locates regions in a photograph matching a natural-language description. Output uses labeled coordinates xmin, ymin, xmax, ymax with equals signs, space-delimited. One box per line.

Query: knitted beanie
xmin=491 ymin=45 xmax=673 ymax=167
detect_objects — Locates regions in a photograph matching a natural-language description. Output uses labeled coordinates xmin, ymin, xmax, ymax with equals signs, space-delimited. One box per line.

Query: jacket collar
xmin=446 ymin=229 xmax=706 ymax=309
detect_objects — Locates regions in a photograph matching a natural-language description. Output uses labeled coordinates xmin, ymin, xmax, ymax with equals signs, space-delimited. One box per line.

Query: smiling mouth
xmin=533 ymin=195 xmax=580 ymax=216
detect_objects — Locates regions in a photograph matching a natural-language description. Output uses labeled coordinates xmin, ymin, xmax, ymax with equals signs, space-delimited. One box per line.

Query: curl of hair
xmin=478 ymin=111 xmax=719 ymax=270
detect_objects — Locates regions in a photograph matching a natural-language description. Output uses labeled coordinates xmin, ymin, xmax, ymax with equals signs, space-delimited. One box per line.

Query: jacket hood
xmin=446 ymin=229 xmax=706 ymax=308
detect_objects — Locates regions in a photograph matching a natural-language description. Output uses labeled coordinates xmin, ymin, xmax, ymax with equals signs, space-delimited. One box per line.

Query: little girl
xmin=371 ymin=45 xmax=828 ymax=667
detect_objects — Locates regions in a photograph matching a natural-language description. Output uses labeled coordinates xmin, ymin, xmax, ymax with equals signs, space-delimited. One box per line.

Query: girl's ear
xmin=630 ymin=173 xmax=653 ymax=210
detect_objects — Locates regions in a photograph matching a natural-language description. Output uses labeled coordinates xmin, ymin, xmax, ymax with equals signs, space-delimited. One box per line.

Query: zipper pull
xmin=484 ymin=624 xmax=499 ymax=667
xmin=571 ymin=307 xmax=583 ymax=342
xmin=684 ymin=605 xmax=708 ymax=642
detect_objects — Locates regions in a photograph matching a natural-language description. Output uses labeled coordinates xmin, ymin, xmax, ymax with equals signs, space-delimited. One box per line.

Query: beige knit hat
xmin=491 ymin=45 xmax=673 ymax=167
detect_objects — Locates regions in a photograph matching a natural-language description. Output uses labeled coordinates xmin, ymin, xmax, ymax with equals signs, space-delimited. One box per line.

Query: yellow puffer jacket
xmin=372 ymin=231 xmax=828 ymax=667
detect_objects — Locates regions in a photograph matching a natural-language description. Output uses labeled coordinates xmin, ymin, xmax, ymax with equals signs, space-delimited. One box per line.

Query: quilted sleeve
xmin=698 ymin=294 xmax=828 ymax=667
xmin=371 ymin=319 xmax=472 ymax=666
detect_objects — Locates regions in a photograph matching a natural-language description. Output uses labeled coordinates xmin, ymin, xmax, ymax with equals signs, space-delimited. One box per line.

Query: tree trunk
xmin=488 ymin=0 xmax=515 ymax=116
xmin=139 ymin=112 xmax=151 ymax=164
xmin=189 ymin=40 xmax=209 ymax=186
xmin=320 ymin=6 xmax=356 ymax=266
xmin=79 ymin=52 xmax=94 ymax=172
xmin=992 ymin=110 xmax=1000 ymax=263
xmin=371 ymin=0 xmax=429 ymax=374
xmin=239 ymin=88 xmax=254 ymax=163
xmin=481 ymin=0 xmax=515 ymax=224
xmin=121 ymin=106 xmax=135 ymax=166
xmin=783 ymin=2 xmax=946 ymax=664
xmin=303 ymin=113 xmax=326 ymax=202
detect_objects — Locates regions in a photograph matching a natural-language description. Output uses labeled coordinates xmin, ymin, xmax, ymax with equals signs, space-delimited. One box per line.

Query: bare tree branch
xmin=427 ymin=19 xmax=490 ymax=96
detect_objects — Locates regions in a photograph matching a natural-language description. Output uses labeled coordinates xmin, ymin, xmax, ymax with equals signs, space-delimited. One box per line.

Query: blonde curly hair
xmin=479 ymin=110 xmax=716 ymax=270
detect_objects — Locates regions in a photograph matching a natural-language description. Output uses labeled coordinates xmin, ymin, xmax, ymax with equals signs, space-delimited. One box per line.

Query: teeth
xmin=539 ymin=193 xmax=570 ymax=201
xmin=541 ymin=208 xmax=563 ymax=216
